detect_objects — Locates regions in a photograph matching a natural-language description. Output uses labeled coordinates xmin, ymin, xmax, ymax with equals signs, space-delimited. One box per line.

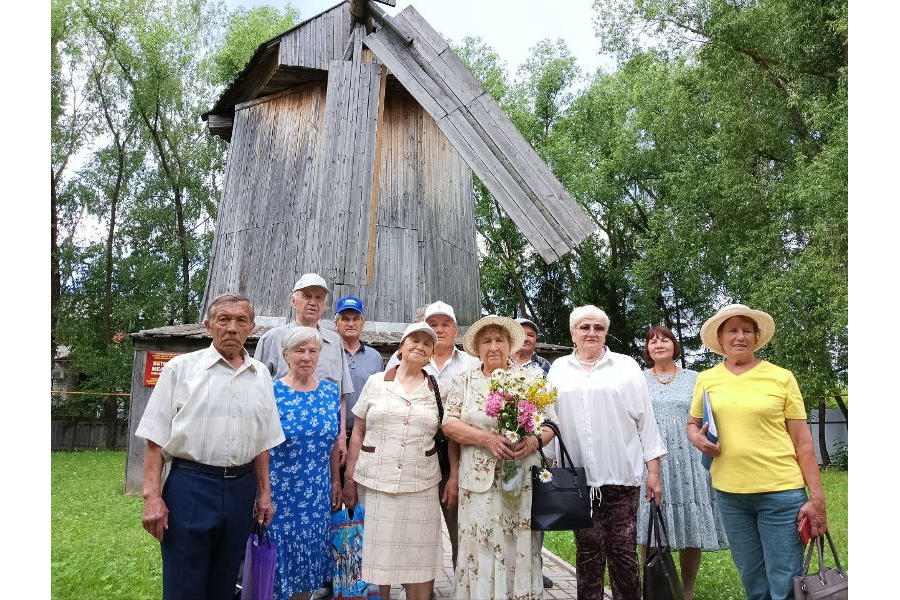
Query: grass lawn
xmin=51 ymin=451 xmax=847 ymax=600
xmin=52 ymin=450 xmax=161 ymax=599
xmin=544 ymin=469 xmax=848 ymax=600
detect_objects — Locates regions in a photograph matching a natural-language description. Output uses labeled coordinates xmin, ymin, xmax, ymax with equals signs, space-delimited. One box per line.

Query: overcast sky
xmin=225 ymin=0 xmax=611 ymax=77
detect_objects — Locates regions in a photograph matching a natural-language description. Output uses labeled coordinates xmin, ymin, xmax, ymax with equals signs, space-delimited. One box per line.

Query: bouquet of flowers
xmin=485 ymin=367 xmax=557 ymax=497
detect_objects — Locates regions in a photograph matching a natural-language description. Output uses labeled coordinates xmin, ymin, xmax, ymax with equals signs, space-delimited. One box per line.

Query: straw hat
xmin=462 ymin=315 xmax=525 ymax=356
xmin=700 ymin=304 xmax=776 ymax=356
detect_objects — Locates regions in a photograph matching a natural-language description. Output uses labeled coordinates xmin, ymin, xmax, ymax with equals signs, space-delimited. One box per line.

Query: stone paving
xmin=383 ymin=522 xmax=611 ymax=600
xmin=312 ymin=520 xmax=613 ymax=599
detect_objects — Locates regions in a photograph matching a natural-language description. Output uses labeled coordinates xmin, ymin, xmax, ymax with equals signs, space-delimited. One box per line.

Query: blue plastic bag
xmin=330 ymin=505 xmax=380 ymax=600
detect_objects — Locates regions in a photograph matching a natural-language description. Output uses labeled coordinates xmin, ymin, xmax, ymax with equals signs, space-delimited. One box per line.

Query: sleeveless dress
xmin=637 ymin=369 xmax=728 ymax=550
xmin=268 ymin=378 xmax=340 ymax=598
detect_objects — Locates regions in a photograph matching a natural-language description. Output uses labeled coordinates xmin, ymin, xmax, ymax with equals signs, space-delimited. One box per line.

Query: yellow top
xmin=690 ymin=361 xmax=807 ymax=493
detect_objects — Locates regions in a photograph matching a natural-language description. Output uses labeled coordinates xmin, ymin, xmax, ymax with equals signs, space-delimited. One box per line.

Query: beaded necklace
xmin=651 ymin=367 xmax=678 ymax=385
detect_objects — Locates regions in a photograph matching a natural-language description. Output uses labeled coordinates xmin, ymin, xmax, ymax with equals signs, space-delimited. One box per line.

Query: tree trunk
xmin=51 ymin=167 xmax=60 ymax=367
xmin=104 ymin=394 xmax=119 ymax=449
xmin=817 ymin=399 xmax=829 ymax=469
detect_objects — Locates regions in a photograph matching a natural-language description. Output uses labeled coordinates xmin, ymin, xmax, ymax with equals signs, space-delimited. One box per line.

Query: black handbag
xmin=792 ymin=530 xmax=848 ymax=599
xmin=530 ymin=421 xmax=592 ymax=531
xmin=427 ymin=374 xmax=451 ymax=476
xmin=642 ymin=502 xmax=684 ymax=600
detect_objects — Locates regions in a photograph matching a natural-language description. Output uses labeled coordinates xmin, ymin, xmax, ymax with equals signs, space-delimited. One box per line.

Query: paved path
xmin=383 ymin=522 xmax=610 ymax=600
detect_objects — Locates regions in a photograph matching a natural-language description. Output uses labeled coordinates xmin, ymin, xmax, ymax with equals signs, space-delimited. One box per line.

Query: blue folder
xmin=701 ymin=389 xmax=718 ymax=471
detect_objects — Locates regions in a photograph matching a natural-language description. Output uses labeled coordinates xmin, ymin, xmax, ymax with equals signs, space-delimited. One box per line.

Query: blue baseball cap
xmin=335 ymin=296 xmax=364 ymax=314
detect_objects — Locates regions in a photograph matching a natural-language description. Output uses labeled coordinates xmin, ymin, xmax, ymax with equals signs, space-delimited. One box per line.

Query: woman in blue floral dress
xmin=638 ymin=325 xmax=728 ymax=600
xmin=268 ymin=326 xmax=342 ymax=600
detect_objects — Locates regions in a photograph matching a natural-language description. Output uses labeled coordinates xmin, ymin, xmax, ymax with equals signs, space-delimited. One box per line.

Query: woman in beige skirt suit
xmin=343 ymin=322 xmax=447 ymax=600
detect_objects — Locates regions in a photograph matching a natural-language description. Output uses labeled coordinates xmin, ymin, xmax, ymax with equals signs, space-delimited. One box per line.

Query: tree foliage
xmin=211 ymin=5 xmax=298 ymax=85
xmin=464 ymin=0 xmax=847 ymax=403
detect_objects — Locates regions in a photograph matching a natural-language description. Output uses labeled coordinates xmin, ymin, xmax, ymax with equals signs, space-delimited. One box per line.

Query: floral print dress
xmin=268 ymin=378 xmax=340 ymax=599
xmin=445 ymin=367 xmax=550 ymax=600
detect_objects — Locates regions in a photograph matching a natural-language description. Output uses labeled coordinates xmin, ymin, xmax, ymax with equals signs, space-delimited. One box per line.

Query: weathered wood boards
xmin=363 ymin=4 xmax=595 ymax=263
xmin=317 ymin=57 xmax=383 ymax=286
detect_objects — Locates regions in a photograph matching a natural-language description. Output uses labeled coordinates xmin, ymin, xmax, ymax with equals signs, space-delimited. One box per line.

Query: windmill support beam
xmin=363 ymin=4 xmax=595 ymax=263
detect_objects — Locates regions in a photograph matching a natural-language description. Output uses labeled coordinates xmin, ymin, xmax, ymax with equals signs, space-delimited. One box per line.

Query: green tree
xmin=212 ymin=4 xmax=298 ymax=85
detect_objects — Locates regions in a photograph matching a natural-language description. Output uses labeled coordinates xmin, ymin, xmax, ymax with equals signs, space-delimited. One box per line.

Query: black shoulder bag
xmin=427 ymin=374 xmax=451 ymax=477
xmin=530 ymin=420 xmax=592 ymax=531
xmin=642 ymin=501 xmax=684 ymax=600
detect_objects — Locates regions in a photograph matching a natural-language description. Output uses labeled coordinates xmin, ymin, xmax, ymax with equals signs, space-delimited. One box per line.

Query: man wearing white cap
xmin=254 ymin=273 xmax=354 ymax=457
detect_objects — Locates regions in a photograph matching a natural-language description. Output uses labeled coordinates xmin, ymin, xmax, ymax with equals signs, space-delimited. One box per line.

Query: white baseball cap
xmin=423 ymin=300 xmax=456 ymax=323
xmin=400 ymin=321 xmax=438 ymax=344
xmin=292 ymin=273 xmax=329 ymax=293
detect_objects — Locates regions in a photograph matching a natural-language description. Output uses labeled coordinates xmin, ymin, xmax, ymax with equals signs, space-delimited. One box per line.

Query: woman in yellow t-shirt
xmin=686 ymin=304 xmax=827 ymax=600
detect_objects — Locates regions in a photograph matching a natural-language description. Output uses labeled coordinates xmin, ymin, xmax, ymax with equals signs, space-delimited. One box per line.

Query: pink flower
xmin=517 ymin=400 xmax=536 ymax=431
xmin=485 ymin=392 xmax=505 ymax=418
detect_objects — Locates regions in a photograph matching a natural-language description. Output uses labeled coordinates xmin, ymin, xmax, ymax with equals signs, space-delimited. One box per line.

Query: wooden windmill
xmin=200 ymin=0 xmax=594 ymax=325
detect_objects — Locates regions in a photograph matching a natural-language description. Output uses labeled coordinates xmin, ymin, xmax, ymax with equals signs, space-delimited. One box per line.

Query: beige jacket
xmin=351 ymin=370 xmax=442 ymax=493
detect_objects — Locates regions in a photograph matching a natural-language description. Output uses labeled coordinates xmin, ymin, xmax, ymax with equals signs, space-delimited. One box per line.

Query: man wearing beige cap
xmin=254 ymin=273 xmax=354 ymax=459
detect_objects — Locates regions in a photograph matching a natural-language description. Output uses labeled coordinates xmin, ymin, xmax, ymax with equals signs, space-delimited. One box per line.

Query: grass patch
xmin=52 ymin=451 xmax=847 ymax=600
xmin=543 ymin=470 xmax=848 ymax=599
xmin=52 ymin=451 xmax=161 ymax=599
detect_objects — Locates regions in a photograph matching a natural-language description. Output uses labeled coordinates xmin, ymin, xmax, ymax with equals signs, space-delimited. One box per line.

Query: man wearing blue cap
xmin=333 ymin=296 xmax=384 ymax=461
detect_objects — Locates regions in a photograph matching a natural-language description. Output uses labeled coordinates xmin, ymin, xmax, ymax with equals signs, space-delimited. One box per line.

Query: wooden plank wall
xmin=363 ymin=5 xmax=595 ymax=263
xmin=316 ymin=59 xmax=383 ymax=288
xmin=278 ymin=2 xmax=351 ymax=70
xmin=204 ymin=85 xmax=328 ymax=321
xmin=202 ymin=68 xmax=480 ymax=324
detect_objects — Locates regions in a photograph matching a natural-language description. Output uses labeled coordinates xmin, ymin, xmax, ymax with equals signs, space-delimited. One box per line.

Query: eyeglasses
xmin=577 ymin=324 xmax=606 ymax=332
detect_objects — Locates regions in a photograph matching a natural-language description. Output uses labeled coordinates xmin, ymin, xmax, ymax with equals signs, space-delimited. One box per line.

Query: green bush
xmin=829 ymin=442 xmax=848 ymax=471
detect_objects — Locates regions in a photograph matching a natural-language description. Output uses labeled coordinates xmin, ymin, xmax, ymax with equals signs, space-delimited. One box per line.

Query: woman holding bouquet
xmin=442 ymin=315 xmax=557 ymax=600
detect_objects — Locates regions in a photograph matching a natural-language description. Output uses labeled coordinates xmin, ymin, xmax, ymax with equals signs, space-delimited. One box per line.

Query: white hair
xmin=569 ymin=305 xmax=610 ymax=331
xmin=281 ymin=326 xmax=321 ymax=354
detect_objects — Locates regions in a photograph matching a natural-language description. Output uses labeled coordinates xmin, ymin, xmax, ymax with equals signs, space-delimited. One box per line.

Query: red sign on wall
xmin=144 ymin=351 xmax=182 ymax=386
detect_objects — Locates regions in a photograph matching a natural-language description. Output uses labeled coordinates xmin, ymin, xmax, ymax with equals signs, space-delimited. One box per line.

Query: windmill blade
xmin=363 ymin=4 xmax=595 ymax=263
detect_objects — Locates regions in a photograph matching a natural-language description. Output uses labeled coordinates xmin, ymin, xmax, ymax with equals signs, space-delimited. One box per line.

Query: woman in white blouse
xmin=546 ymin=305 xmax=666 ymax=600
xmin=342 ymin=322 xmax=445 ymax=600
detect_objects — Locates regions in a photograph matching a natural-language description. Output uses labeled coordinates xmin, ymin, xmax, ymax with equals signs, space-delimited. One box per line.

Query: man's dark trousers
xmin=160 ymin=465 xmax=257 ymax=599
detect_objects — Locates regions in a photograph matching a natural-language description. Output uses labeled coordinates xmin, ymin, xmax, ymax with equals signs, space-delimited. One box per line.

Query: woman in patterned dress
xmin=442 ymin=315 xmax=557 ymax=600
xmin=268 ymin=326 xmax=342 ymax=600
xmin=342 ymin=322 xmax=445 ymax=600
xmin=637 ymin=325 xmax=727 ymax=600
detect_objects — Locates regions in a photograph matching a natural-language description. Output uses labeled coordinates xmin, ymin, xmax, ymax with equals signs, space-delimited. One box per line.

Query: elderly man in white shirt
xmin=547 ymin=304 xmax=666 ymax=600
xmin=136 ymin=293 xmax=285 ymax=600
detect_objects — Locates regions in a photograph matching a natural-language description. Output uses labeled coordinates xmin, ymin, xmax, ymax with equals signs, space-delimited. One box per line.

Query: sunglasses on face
xmin=577 ymin=324 xmax=606 ymax=332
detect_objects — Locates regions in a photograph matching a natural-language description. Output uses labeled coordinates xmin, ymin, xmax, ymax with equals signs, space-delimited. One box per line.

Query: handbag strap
xmin=803 ymin=530 xmax=846 ymax=577
xmin=645 ymin=501 xmax=670 ymax=548
xmin=537 ymin=421 xmax=577 ymax=470
xmin=426 ymin=374 xmax=447 ymax=443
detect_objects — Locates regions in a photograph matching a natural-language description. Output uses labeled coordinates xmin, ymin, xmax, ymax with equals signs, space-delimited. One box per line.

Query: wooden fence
xmin=51 ymin=416 xmax=129 ymax=451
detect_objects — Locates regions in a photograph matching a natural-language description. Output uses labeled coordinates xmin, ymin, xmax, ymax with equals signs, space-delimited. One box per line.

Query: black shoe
xmin=543 ymin=575 xmax=554 ymax=588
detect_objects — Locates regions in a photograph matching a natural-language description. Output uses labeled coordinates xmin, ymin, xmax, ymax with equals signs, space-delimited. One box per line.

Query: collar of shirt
xmin=201 ymin=344 xmax=257 ymax=374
